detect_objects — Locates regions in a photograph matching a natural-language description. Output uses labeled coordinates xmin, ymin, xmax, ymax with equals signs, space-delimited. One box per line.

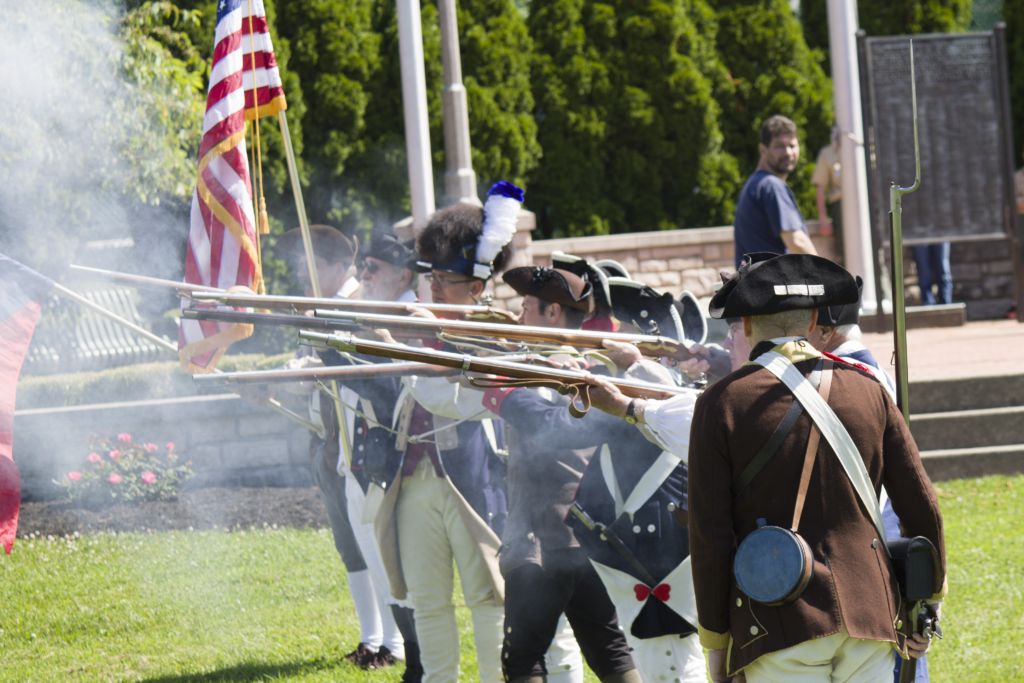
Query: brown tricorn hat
xmin=503 ymin=266 xmax=594 ymax=314
xmin=277 ymin=225 xmax=358 ymax=265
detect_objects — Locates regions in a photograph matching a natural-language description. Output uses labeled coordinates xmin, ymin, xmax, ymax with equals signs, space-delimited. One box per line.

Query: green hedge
xmin=16 ymin=353 xmax=294 ymax=411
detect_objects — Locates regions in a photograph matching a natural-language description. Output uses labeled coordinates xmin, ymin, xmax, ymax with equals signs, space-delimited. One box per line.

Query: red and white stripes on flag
xmin=179 ymin=0 xmax=287 ymax=372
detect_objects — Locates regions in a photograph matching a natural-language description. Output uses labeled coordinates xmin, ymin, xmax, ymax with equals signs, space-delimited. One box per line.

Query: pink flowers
xmin=141 ymin=472 xmax=157 ymax=485
xmin=166 ymin=443 xmax=175 ymax=451
xmin=108 ymin=473 xmax=122 ymax=484
xmin=87 ymin=453 xmax=101 ymax=464
xmin=143 ymin=443 xmax=158 ymax=452
xmin=117 ymin=433 xmax=132 ymax=443
xmin=109 ymin=450 xmax=122 ymax=460
xmin=68 ymin=471 xmax=82 ymax=481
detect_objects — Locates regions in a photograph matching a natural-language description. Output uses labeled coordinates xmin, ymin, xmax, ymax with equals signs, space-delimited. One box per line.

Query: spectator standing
xmin=733 ymin=115 xmax=818 ymax=268
xmin=911 ymin=243 xmax=953 ymax=306
xmin=813 ymin=126 xmax=843 ymax=258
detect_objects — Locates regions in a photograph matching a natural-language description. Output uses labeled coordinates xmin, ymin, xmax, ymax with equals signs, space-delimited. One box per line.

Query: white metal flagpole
xmin=396 ymin=0 xmax=436 ymax=232
xmin=827 ymin=0 xmax=877 ymax=309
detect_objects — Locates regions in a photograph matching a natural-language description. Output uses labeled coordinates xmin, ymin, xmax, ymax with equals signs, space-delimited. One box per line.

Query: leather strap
xmin=733 ymin=398 xmax=805 ymax=499
xmin=791 ymin=360 xmax=833 ymax=532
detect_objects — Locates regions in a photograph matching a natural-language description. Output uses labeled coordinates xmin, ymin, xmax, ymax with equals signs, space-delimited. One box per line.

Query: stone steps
xmin=907 ymin=371 xmax=1024 ymax=481
xmin=911 ymin=405 xmax=1024 ymax=451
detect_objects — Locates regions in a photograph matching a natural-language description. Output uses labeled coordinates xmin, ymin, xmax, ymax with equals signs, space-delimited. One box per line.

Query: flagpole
xmin=277 ymin=108 xmax=353 ymax=468
xmin=52 ymin=284 xmax=321 ymax=433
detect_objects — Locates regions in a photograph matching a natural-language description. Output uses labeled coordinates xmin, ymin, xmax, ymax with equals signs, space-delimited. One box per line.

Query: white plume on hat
xmin=473 ymin=182 xmax=524 ymax=279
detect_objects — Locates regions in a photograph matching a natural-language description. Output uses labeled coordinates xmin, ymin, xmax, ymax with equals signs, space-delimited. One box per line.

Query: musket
xmin=889 ymin=40 xmax=920 ymax=423
xmin=191 ymin=361 xmax=459 ymax=386
xmin=188 ymin=291 xmax=518 ymax=322
xmin=182 ymin=306 xmax=702 ymax=362
xmin=69 ymin=264 xmax=225 ymax=294
xmin=299 ymin=330 xmax=695 ymax=413
xmin=311 ymin=309 xmax=702 ymax=362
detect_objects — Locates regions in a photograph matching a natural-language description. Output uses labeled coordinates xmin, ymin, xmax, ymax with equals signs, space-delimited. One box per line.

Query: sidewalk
xmin=861 ymin=319 xmax=1024 ymax=381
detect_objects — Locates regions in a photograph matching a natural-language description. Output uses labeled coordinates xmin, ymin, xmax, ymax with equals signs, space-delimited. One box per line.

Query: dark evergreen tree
xmin=527 ymin=0 xmax=741 ymax=237
xmin=800 ymin=0 xmax=971 ymax=72
xmin=711 ymin=0 xmax=833 ymax=217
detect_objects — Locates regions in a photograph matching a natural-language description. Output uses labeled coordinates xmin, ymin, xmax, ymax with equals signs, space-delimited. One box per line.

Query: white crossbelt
xmin=755 ymin=351 xmax=890 ymax=555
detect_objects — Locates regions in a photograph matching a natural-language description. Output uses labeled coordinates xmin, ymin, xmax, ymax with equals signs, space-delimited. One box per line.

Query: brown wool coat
xmin=687 ymin=356 xmax=945 ymax=674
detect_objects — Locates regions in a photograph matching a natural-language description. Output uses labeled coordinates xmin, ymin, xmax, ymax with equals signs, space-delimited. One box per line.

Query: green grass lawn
xmin=2 ymin=474 xmax=1021 ymax=682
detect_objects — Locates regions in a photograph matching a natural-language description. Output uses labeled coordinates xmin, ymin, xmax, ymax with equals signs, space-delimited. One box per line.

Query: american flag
xmin=179 ymin=0 xmax=287 ymax=372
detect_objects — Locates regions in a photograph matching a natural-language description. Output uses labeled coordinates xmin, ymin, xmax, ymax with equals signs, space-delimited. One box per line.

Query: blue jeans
xmin=911 ymin=243 xmax=952 ymax=305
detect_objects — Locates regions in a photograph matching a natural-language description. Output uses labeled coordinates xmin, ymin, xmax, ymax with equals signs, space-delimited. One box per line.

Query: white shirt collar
xmin=395 ymin=289 xmax=418 ymax=304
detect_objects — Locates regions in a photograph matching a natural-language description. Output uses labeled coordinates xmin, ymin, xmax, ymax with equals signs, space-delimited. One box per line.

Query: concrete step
xmin=910 ymin=371 xmax=1024 ymax=414
xmin=920 ymin=443 xmax=1024 ymax=482
xmin=910 ymin=405 xmax=1024 ymax=451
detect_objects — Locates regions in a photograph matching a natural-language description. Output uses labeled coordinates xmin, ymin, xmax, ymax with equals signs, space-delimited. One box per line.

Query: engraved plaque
xmin=863 ymin=34 xmax=1009 ymax=243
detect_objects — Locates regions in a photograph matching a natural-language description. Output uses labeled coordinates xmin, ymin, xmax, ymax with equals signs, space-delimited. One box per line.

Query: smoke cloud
xmin=0 ymin=0 xmax=192 ymax=282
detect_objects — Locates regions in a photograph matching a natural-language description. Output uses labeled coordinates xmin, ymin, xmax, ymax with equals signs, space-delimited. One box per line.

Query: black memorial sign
xmin=859 ymin=32 xmax=1015 ymax=244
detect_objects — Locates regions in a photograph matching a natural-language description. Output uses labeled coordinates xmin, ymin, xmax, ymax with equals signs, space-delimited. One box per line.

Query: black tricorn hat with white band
xmin=708 ymin=252 xmax=859 ymax=319
xmin=817 ymin=276 xmax=863 ymax=327
xmin=608 ymin=278 xmax=707 ymax=344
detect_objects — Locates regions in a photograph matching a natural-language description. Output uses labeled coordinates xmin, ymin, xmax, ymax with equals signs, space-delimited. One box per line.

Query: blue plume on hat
xmin=487 ymin=181 xmax=525 ymax=203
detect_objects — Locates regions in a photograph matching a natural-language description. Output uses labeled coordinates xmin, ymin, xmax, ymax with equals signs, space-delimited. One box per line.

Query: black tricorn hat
xmin=817 ymin=276 xmax=863 ymax=326
xmin=277 ymin=225 xmax=358 ymax=265
xmin=551 ymin=252 xmax=611 ymax=314
xmin=363 ymin=233 xmax=417 ymax=269
xmin=503 ymin=266 xmax=593 ymax=313
xmin=608 ymin=279 xmax=707 ymax=344
xmin=675 ymin=290 xmax=708 ymax=344
xmin=708 ymin=252 xmax=859 ymax=319
xmin=594 ymin=259 xmax=631 ymax=280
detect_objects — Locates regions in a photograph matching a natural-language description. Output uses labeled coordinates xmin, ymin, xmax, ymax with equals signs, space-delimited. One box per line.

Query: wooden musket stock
xmin=300 ymin=330 xmax=693 ymax=403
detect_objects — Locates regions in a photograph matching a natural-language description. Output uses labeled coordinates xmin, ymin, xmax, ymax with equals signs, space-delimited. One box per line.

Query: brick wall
xmin=489 ymin=221 xmax=1016 ymax=319
xmin=487 ymin=220 xmax=839 ymax=312
xmin=15 ymin=394 xmax=314 ymax=501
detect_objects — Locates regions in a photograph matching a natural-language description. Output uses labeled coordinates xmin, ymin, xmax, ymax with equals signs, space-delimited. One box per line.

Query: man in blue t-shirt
xmin=733 ymin=115 xmax=818 ymax=268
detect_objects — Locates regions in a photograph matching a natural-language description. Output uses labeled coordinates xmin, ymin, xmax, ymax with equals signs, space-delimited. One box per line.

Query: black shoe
xmin=400 ymin=641 xmax=423 ymax=683
xmin=344 ymin=642 xmax=375 ymax=666
xmin=361 ymin=645 xmax=398 ymax=670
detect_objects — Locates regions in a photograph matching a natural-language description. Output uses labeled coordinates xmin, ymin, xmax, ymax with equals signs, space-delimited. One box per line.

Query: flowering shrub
xmin=55 ymin=433 xmax=193 ymax=505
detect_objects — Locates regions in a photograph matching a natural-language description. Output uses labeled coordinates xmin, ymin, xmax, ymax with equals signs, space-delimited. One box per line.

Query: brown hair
xmin=760 ymin=115 xmax=798 ymax=146
xmin=417 ymin=203 xmax=512 ymax=278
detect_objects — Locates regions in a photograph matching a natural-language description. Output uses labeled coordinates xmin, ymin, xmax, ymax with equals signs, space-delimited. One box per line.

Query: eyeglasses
xmin=424 ymin=273 xmax=474 ymax=287
xmin=362 ymin=260 xmax=384 ymax=275
xmin=726 ymin=324 xmax=744 ymax=340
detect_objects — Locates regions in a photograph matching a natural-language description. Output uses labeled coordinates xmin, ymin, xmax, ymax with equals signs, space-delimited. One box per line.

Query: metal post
xmin=889 ymin=42 xmax=920 ymax=423
xmin=397 ymin=0 xmax=437 ymax=230
xmin=827 ymin=0 xmax=877 ymax=308
xmin=437 ymin=0 xmax=479 ymax=206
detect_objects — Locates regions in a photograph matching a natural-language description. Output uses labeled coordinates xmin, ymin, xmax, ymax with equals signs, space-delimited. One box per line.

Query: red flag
xmin=0 ymin=254 xmax=54 ymax=553
xmin=178 ymin=0 xmax=287 ymax=372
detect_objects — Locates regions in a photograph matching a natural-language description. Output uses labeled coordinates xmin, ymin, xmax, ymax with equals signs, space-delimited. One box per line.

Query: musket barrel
xmin=189 ymin=292 xmax=512 ymax=319
xmin=183 ymin=308 xmax=361 ymax=331
xmin=192 ymin=361 xmax=458 ymax=385
xmin=70 ymin=264 xmax=224 ymax=293
xmin=306 ymin=331 xmax=693 ymax=401
xmin=312 ymin=309 xmax=693 ymax=358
